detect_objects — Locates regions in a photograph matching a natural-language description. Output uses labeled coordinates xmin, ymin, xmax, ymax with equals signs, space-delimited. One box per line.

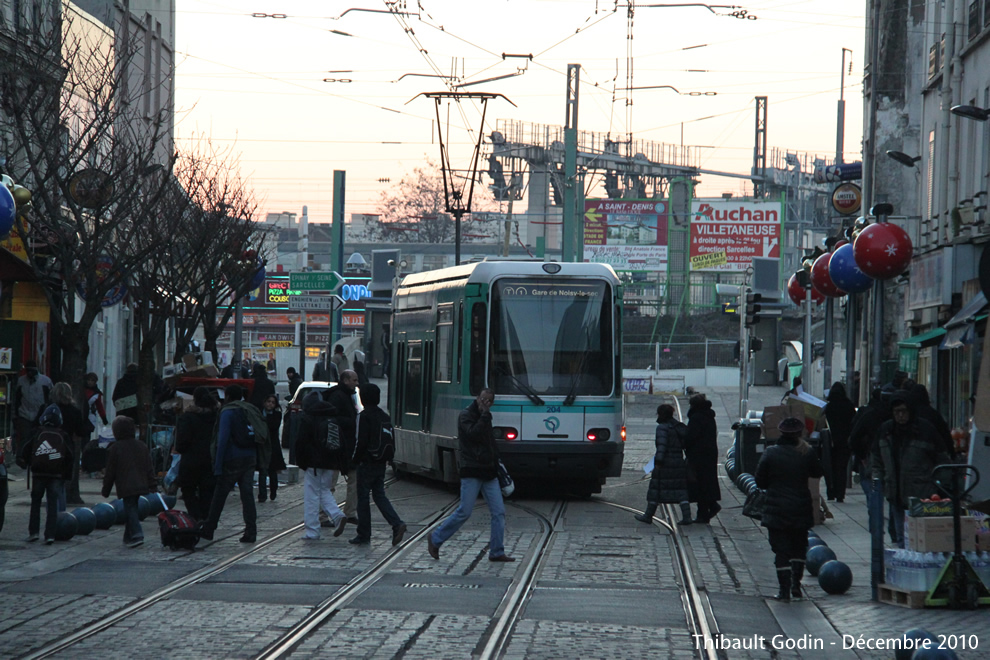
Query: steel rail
xmin=255 ymin=499 xmax=460 ymax=659
xmin=477 ymin=500 xmax=567 ymax=659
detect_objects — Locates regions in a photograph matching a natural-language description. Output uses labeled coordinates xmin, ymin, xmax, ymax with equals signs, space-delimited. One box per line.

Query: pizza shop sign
xmin=266 ymin=280 xmax=289 ymax=304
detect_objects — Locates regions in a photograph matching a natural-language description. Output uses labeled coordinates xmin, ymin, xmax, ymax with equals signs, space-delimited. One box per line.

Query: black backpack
xmin=31 ymin=428 xmax=70 ymax=476
xmin=366 ymin=413 xmax=395 ymax=462
xmin=228 ymin=409 xmax=257 ymax=450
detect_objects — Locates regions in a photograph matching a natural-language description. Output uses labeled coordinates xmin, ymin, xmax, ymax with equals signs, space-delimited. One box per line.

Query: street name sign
xmin=288 ymin=294 xmax=345 ymax=312
xmin=289 ymin=271 xmax=344 ymax=292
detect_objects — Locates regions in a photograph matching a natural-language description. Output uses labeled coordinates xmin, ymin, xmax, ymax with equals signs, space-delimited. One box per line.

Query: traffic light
xmin=745 ymin=291 xmax=763 ymax=327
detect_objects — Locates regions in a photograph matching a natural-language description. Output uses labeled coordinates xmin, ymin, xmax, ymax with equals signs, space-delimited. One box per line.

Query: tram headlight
xmin=493 ymin=426 xmax=518 ymax=441
xmin=586 ymin=428 xmax=611 ymax=442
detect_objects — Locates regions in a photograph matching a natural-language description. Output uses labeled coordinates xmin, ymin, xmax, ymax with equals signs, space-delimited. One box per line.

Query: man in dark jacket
xmin=199 ymin=385 xmax=259 ymax=543
xmin=102 ymin=416 xmax=158 ymax=548
xmin=871 ymin=393 xmax=952 ymax=547
xmin=296 ymin=390 xmax=352 ymax=539
xmin=249 ymin=363 xmax=276 ymax=410
xmin=427 ymin=389 xmax=515 ymax=562
xmin=326 ymin=370 xmax=360 ymax=524
xmin=286 ymin=367 xmax=303 ymax=399
xmin=684 ymin=393 xmax=721 ymax=524
xmin=174 ymin=387 xmax=219 ymax=521
xmin=111 ymin=363 xmax=140 ymax=421
xmin=349 ymin=384 xmax=405 ymax=545
xmin=906 ymin=384 xmax=954 ymax=457
xmin=848 ymin=387 xmax=893 ymax=542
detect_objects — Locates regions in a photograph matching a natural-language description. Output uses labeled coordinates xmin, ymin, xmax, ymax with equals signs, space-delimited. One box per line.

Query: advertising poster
xmin=690 ymin=200 xmax=782 ymax=271
xmin=583 ymin=199 xmax=668 ymax=271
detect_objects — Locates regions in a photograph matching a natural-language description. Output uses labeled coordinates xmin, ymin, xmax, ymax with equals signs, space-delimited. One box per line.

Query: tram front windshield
xmin=489 ymin=278 xmax=613 ymax=397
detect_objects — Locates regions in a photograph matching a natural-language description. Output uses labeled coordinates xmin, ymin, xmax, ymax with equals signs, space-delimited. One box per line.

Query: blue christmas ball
xmin=911 ymin=647 xmax=958 ymax=660
xmin=71 ymin=507 xmax=97 ymax=535
xmin=138 ymin=496 xmax=153 ymax=520
xmin=54 ymin=512 xmax=78 ymax=541
xmin=807 ymin=536 xmax=828 ymax=550
xmin=828 ymin=243 xmax=873 ymax=294
xmin=895 ymin=629 xmax=937 ymax=660
xmin=111 ymin=499 xmax=127 ymax=524
xmin=806 ymin=544 xmax=837 ymax=576
xmin=817 ymin=560 xmax=853 ymax=594
xmin=163 ymin=494 xmax=177 ymax=509
xmin=92 ymin=502 xmax=116 ymax=529
xmin=0 ymin=184 xmax=15 ymax=235
xmin=249 ymin=260 xmax=266 ymax=290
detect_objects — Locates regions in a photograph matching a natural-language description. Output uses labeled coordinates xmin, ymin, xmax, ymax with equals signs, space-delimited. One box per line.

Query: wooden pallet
xmin=878 ymin=583 xmax=927 ymax=609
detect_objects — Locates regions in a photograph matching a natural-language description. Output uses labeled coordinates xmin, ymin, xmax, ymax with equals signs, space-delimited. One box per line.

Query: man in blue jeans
xmin=199 ymin=385 xmax=258 ymax=543
xmin=427 ymin=389 xmax=514 ymax=563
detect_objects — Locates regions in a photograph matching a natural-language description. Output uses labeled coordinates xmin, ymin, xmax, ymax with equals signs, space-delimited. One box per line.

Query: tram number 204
xmin=545 ymin=406 xmax=561 ymax=413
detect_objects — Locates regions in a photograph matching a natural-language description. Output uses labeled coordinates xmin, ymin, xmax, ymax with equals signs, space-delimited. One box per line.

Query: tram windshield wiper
xmin=563 ymin=351 xmax=591 ymax=407
xmin=495 ymin=366 xmax=544 ymax=406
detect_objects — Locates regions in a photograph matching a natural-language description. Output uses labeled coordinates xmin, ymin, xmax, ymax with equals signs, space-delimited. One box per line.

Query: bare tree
xmin=374 ymin=161 xmax=496 ymax=243
xmin=1 ymin=5 xmax=177 ymax=501
xmin=166 ymin=137 xmax=268 ymax=369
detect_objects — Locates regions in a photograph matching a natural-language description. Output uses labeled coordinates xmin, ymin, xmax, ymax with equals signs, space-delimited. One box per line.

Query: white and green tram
xmin=388 ymin=259 xmax=625 ymax=494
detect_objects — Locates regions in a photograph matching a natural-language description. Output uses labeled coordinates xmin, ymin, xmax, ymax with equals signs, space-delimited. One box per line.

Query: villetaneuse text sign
xmin=266 ymin=280 xmax=289 ymax=304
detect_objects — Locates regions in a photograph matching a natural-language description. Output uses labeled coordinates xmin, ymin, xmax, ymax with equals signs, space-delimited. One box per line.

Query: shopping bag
xmin=742 ymin=488 xmax=768 ymax=520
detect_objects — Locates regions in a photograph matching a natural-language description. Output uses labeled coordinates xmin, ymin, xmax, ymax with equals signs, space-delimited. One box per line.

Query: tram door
xmin=400 ymin=340 xmax=424 ymax=431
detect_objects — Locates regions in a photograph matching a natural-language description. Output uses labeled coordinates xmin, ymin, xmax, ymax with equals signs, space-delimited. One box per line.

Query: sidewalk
xmin=706 ymin=385 xmax=986 ymax=657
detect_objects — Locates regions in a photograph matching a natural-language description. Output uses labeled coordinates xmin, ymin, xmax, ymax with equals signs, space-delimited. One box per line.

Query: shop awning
xmin=0 ymin=246 xmax=36 ymax=282
xmin=898 ymin=327 xmax=946 ymax=349
xmin=939 ymin=291 xmax=988 ymax=350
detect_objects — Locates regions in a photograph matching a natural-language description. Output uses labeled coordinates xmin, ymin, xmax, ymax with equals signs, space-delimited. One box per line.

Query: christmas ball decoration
xmin=72 ymin=507 xmax=97 ymax=535
xmin=895 ymin=630 xmax=937 ymax=660
xmin=138 ymin=495 xmax=153 ymax=520
xmin=834 ymin=239 xmax=849 ymax=250
xmin=163 ymin=495 xmax=177 ymax=509
xmin=788 ymin=273 xmax=825 ymax=306
xmin=817 ymin=560 xmax=853 ymax=594
xmin=93 ymin=503 xmax=116 ymax=529
xmin=0 ymin=183 xmax=15 ymax=235
xmin=811 ymin=253 xmax=847 ymax=298
xmin=911 ymin=646 xmax=958 ymax=660
xmin=54 ymin=512 xmax=78 ymax=541
xmin=111 ymin=499 xmax=128 ymax=524
xmin=806 ymin=544 xmax=837 ymax=576
xmin=828 ymin=244 xmax=873 ymax=294
xmin=249 ymin=259 xmax=266 ymax=290
xmin=853 ymin=221 xmax=913 ymax=279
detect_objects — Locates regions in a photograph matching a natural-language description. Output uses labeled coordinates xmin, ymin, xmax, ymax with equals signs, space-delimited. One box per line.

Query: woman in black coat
xmin=635 ymin=404 xmax=692 ymax=525
xmin=685 ymin=392 xmax=721 ymax=524
xmin=249 ymin=363 xmax=276 ymax=411
xmin=174 ymin=387 xmax=218 ymax=521
xmin=258 ymin=394 xmax=287 ymax=502
xmin=755 ymin=417 xmax=824 ymax=601
xmin=823 ymin=381 xmax=857 ymax=503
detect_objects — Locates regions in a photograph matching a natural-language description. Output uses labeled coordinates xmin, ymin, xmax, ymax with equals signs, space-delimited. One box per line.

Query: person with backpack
xmin=296 ymin=389 xmax=353 ymax=540
xmin=349 ymin=384 xmax=405 ymax=546
xmin=17 ymin=404 xmax=72 ymax=544
xmin=199 ymin=385 xmax=266 ymax=544
xmin=101 ymin=416 xmax=158 ymax=548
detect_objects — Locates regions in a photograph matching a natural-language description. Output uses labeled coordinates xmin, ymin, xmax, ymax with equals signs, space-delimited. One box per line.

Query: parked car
xmin=280 ymin=381 xmax=362 ymax=463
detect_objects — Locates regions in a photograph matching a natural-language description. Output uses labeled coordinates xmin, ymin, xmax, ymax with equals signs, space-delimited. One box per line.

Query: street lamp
xmin=950 ymin=104 xmax=990 ymax=122
xmin=885 ymin=150 xmax=921 ymax=167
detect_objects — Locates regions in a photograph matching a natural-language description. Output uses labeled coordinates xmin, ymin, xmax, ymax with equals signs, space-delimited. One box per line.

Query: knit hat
xmin=112 ymin=415 xmax=137 ymax=439
xmin=777 ymin=417 xmax=805 ymax=435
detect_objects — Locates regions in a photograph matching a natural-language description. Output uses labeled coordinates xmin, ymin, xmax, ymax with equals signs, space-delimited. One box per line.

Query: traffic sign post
xmin=289 ymin=271 xmax=344 ymax=293
xmin=287 ymin=294 xmax=345 ymax=312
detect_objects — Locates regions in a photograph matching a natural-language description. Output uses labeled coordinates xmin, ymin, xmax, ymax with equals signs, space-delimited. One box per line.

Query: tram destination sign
xmin=288 ymin=294 xmax=345 ymax=312
xmin=289 ymin=271 xmax=344 ymax=292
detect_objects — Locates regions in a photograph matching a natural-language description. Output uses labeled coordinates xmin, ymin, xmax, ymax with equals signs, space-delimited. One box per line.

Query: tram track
xmin=16 ymin=481 xmax=458 ymax=660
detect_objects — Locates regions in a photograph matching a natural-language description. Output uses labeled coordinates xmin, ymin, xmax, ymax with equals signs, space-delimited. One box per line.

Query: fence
xmin=623 ymin=341 xmax=738 ymax=371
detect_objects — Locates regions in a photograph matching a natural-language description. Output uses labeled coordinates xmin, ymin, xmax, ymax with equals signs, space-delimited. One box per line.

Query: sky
xmin=174 ymin=0 xmax=866 ymax=224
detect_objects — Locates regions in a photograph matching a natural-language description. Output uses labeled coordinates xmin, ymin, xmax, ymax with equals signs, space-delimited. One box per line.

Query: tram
xmin=388 ymin=259 xmax=625 ymax=494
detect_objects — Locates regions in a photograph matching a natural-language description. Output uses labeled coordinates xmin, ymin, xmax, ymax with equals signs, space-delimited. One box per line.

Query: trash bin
xmin=734 ymin=419 xmax=765 ymax=475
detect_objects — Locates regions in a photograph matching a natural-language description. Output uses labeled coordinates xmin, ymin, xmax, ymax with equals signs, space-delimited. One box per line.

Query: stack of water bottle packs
xmin=885 ymin=548 xmax=990 ymax=592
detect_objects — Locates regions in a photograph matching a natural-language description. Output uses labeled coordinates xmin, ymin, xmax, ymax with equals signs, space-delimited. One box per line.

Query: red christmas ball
xmin=834 ymin=239 xmax=849 ymax=250
xmin=810 ymin=253 xmax=846 ymax=297
xmin=852 ymin=222 xmax=912 ymax=279
xmin=788 ymin=273 xmax=825 ymax=306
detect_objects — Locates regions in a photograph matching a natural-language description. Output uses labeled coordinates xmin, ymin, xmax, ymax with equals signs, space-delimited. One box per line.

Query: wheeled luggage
xmin=155 ymin=494 xmax=199 ymax=550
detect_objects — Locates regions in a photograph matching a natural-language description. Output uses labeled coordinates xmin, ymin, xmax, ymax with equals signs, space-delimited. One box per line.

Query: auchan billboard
xmin=689 ymin=200 xmax=782 ymax=271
